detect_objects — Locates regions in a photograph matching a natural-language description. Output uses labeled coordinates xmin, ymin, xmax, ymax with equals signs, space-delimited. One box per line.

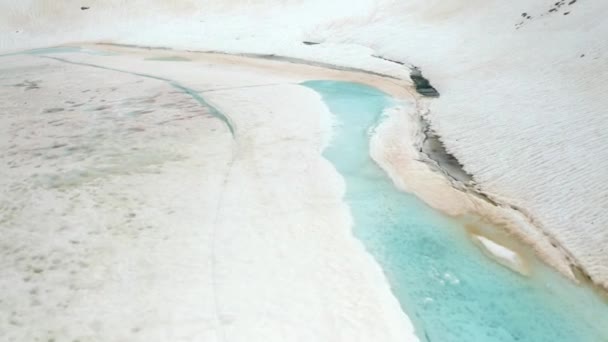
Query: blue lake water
xmin=302 ymin=80 xmax=608 ymax=342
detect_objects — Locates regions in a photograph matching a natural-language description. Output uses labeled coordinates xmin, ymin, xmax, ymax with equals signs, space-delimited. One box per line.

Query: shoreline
xmin=82 ymin=43 xmax=603 ymax=289
xmin=369 ymin=98 xmax=608 ymax=288
xmin=2 ymin=43 xmax=608 ymax=341
xmin=2 ymin=0 xmax=607 ymax=293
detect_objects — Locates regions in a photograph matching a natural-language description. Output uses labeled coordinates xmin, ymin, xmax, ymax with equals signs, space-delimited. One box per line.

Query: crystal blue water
xmin=302 ymin=80 xmax=608 ymax=342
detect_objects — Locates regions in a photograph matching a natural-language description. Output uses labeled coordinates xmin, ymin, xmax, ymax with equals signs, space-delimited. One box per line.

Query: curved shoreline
xmin=3 ymin=0 xmax=608 ymax=292
xmin=83 ymin=43 xmax=600 ymax=288
xmin=3 ymin=43 xmax=608 ymax=341
xmin=306 ymin=79 xmax=608 ymax=340
xmin=370 ymin=96 xmax=583 ymax=281
xmin=0 ymin=46 xmax=420 ymax=341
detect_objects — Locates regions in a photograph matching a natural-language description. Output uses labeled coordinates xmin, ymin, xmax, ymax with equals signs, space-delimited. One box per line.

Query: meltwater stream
xmin=302 ymin=81 xmax=608 ymax=342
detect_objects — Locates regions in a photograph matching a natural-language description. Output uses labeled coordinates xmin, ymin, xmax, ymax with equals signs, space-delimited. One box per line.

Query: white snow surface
xmin=0 ymin=50 xmax=417 ymax=341
xmin=1 ymin=0 xmax=608 ymax=338
xmin=2 ymin=2 xmax=607 ymax=287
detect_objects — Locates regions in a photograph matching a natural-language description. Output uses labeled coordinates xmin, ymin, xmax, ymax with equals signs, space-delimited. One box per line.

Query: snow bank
xmin=370 ymin=104 xmax=574 ymax=279
xmin=0 ymin=49 xmax=418 ymax=341
xmin=1 ymin=0 xmax=607 ymax=307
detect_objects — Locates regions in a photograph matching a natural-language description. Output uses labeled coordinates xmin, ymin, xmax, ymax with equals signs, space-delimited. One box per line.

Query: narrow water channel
xmin=302 ymin=80 xmax=608 ymax=342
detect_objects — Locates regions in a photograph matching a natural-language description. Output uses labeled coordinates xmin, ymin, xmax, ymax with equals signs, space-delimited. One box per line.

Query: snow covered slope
xmin=1 ymin=0 xmax=607 ymax=288
xmin=0 ymin=47 xmax=417 ymax=341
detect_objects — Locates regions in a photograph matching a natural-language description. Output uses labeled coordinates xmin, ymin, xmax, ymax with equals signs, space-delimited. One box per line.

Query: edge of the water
xmin=12 ymin=42 xmax=607 ymax=294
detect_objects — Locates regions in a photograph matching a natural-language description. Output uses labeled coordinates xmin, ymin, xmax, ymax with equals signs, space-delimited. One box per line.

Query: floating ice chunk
xmin=473 ymin=235 xmax=529 ymax=276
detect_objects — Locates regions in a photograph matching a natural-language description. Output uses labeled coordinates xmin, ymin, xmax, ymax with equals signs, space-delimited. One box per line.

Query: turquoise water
xmin=302 ymin=80 xmax=608 ymax=342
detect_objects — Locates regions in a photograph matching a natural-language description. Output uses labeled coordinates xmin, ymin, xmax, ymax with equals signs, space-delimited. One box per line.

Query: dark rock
xmin=302 ymin=41 xmax=320 ymax=45
xmin=81 ymin=6 xmax=89 ymax=10
xmin=410 ymin=67 xmax=440 ymax=97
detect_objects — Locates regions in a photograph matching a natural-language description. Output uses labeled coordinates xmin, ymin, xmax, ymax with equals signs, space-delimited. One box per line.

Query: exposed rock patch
xmin=410 ymin=67 xmax=439 ymax=97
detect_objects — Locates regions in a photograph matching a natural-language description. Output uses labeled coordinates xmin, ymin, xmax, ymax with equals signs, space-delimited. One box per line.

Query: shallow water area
xmin=303 ymin=80 xmax=608 ymax=342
